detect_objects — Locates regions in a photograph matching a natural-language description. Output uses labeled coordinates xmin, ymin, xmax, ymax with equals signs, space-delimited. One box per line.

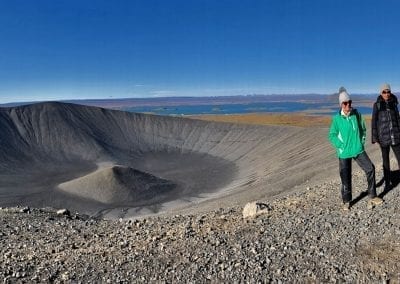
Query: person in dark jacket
xmin=371 ymin=83 xmax=400 ymax=191
xmin=329 ymin=87 xmax=383 ymax=211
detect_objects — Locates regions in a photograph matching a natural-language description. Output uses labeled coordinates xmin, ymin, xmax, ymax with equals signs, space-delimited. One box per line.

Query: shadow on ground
xmin=351 ymin=169 xmax=400 ymax=206
xmin=378 ymin=169 xmax=400 ymax=199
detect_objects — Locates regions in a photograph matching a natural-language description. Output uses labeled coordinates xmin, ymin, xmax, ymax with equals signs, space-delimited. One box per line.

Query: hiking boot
xmin=367 ymin=197 xmax=384 ymax=209
xmin=342 ymin=202 xmax=350 ymax=211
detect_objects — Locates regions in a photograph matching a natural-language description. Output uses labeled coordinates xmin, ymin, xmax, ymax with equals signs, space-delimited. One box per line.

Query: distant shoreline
xmin=188 ymin=112 xmax=332 ymax=127
xmin=0 ymin=93 xmax=378 ymax=108
xmin=0 ymin=95 xmax=376 ymax=121
xmin=189 ymin=112 xmax=374 ymax=128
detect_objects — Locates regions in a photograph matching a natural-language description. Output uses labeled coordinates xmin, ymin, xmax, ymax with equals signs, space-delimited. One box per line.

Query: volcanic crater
xmin=0 ymin=102 xmax=337 ymax=218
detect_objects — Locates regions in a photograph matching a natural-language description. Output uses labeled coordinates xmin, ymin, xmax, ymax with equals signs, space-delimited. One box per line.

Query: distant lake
xmin=123 ymin=102 xmax=373 ymax=116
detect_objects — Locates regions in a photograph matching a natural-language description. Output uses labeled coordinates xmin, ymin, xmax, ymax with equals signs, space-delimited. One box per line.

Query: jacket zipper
xmin=387 ymin=102 xmax=395 ymax=145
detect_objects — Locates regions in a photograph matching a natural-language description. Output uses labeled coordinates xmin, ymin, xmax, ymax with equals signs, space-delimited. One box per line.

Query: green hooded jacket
xmin=328 ymin=109 xmax=366 ymax=159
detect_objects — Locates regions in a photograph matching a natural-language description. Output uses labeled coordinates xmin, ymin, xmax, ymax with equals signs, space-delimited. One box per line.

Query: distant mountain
xmin=0 ymin=93 xmax=380 ymax=110
xmin=325 ymin=93 xmax=377 ymax=103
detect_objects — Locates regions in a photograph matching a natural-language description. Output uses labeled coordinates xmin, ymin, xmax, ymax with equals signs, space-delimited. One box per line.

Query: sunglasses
xmin=382 ymin=90 xmax=391 ymax=94
xmin=342 ymin=100 xmax=352 ymax=106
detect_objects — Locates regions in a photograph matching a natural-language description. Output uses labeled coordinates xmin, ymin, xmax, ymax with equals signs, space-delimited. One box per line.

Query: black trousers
xmin=380 ymin=144 xmax=400 ymax=185
xmin=339 ymin=151 xmax=377 ymax=203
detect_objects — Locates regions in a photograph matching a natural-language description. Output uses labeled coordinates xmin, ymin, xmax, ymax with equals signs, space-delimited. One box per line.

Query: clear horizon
xmin=1 ymin=0 xmax=400 ymax=104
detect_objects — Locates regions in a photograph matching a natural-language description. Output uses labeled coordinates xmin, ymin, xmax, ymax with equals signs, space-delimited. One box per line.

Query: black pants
xmin=339 ymin=151 xmax=376 ymax=203
xmin=380 ymin=144 xmax=400 ymax=186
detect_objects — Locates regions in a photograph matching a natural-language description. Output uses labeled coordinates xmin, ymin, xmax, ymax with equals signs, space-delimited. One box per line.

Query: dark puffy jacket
xmin=371 ymin=94 xmax=400 ymax=146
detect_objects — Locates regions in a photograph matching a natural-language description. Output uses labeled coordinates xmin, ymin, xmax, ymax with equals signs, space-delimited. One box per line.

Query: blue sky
xmin=1 ymin=0 xmax=400 ymax=103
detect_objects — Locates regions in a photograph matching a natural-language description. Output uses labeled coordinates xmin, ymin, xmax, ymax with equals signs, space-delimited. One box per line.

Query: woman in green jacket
xmin=328 ymin=87 xmax=383 ymax=211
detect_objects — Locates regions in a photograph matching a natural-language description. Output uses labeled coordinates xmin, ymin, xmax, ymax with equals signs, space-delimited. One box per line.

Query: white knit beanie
xmin=338 ymin=87 xmax=350 ymax=105
xmin=380 ymin=83 xmax=391 ymax=93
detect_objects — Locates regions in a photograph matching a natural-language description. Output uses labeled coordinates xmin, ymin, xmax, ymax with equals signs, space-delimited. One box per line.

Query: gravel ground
xmin=1 ymin=168 xmax=400 ymax=283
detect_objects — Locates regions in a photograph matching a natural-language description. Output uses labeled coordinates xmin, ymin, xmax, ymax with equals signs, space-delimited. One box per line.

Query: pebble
xmin=0 ymin=171 xmax=399 ymax=282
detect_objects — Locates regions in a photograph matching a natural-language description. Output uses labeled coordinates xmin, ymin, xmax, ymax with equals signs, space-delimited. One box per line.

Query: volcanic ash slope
xmin=0 ymin=101 xmax=369 ymax=218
